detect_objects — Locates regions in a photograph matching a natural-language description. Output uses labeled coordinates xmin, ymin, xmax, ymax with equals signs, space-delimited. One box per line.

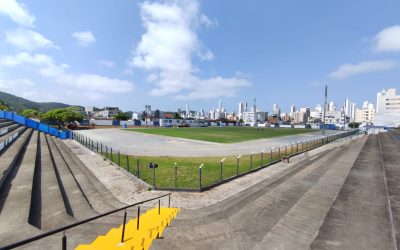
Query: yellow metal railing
xmin=76 ymin=207 xmax=180 ymax=250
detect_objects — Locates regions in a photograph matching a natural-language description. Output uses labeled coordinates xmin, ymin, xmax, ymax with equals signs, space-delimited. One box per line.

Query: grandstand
xmin=0 ymin=115 xmax=166 ymax=249
xmin=1 ymin=111 xmax=400 ymax=250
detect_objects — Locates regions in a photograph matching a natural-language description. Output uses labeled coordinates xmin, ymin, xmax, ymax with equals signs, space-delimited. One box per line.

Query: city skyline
xmin=0 ymin=0 xmax=399 ymax=112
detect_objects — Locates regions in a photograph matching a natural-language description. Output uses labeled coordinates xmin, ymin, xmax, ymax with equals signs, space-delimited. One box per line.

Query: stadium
xmin=1 ymin=110 xmax=399 ymax=250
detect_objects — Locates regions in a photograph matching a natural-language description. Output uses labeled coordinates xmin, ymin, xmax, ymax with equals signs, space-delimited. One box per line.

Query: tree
xmin=141 ymin=111 xmax=147 ymax=121
xmin=21 ymin=109 xmax=39 ymax=118
xmin=0 ymin=100 xmax=11 ymax=111
xmin=173 ymin=112 xmax=182 ymax=119
xmin=154 ymin=110 xmax=161 ymax=119
xmin=348 ymin=122 xmax=360 ymax=128
xmin=40 ymin=108 xmax=83 ymax=125
xmin=114 ymin=112 xmax=129 ymax=121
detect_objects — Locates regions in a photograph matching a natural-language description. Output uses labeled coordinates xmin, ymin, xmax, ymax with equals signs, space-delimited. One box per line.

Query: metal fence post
xmin=101 ymin=143 xmax=103 ymax=155
xmin=199 ymin=163 xmax=204 ymax=190
xmin=158 ymin=199 xmax=160 ymax=214
xmin=137 ymin=206 xmax=140 ymax=230
xmin=278 ymin=147 xmax=281 ymax=160
xmin=220 ymin=158 xmax=225 ymax=181
xmin=111 ymin=148 xmax=113 ymax=162
xmin=236 ymin=154 xmax=241 ymax=176
xmin=62 ymin=232 xmax=66 ymax=250
xmin=121 ymin=210 xmax=127 ymax=243
xmin=118 ymin=151 xmax=120 ymax=166
xmin=296 ymin=142 xmax=299 ymax=153
xmin=153 ymin=166 xmax=156 ymax=189
xmin=250 ymin=152 xmax=254 ymax=170
xmin=137 ymin=159 xmax=140 ymax=177
xmin=96 ymin=142 xmax=98 ymax=153
xmin=106 ymin=146 xmax=108 ymax=158
xmin=174 ymin=163 xmax=177 ymax=188
xmin=285 ymin=145 xmax=288 ymax=156
xmin=270 ymin=148 xmax=273 ymax=163
xmin=260 ymin=149 xmax=265 ymax=166
xmin=126 ymin=154 xmax=129 ymax=172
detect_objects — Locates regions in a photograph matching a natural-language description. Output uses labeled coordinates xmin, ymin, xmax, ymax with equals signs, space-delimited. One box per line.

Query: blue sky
xmin=0 ymin=0 xmax=399 ymax=113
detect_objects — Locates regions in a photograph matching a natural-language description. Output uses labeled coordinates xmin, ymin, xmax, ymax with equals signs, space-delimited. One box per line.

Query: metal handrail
xmin=0 ymin=193 xmax=172 ymax=250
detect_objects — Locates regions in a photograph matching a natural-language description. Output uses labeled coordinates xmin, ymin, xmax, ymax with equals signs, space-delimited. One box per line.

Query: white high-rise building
xmin=272 ymin=103 xmax=281 ymax=116
xmin=374 ymin=88 xmax=400 ymax=128
xmin=238 ymin=101 xmax=245 ymax=120
xmin=328 ymin=102 xmax=336 ymax=112
xmin=355 ymin=101 xmax=375 ymax=123
xmin=344 ymin=98 xmax=350 ymax=116
xmin=350 ymin=102 xmax=356 ymax=122
xmin=289 ymin=105 xmax=296 ymax=117
xmin=185 ymin=104 xmax=189 ymax=117
xmin=315 ymin=104 xmax=322 ymax=112
xmin=376 ymin=88 xmax=400 ymax=113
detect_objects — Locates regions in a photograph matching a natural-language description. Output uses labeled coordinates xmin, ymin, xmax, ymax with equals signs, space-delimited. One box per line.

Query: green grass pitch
xmin=126 ymin=126 xmax=312 ymax=143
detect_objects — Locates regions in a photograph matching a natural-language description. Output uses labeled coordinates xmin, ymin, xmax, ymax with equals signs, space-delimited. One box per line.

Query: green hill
xmin=0 ymin=91 xmax=73 ymax=112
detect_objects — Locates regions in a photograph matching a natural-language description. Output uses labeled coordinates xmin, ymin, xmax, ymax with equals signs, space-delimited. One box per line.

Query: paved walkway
xmin=75 ymin=129 xmax=338 ymax=156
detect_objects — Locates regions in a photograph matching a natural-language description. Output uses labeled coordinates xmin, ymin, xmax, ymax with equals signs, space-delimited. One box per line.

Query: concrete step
xmin=379 ymin=132 xmax=400 ymax=248
xmin=153 ymin=144 xmax=355 ymax=249
xmin=310 ymin=135 xmax=395 ymax=249
xmin=51 ymin=137 xmax=118 ymax=213
xmin=38 ymin=132 xmax=74 ymax=230
xmin=45 ymin=134 xmax=95 ymax=220
xmin=0 ymin=121 xmax=13 ymax=128
xmin=0 ymin=126 xmax=27 ymax=153
xmin=0 ymin=128 xmax=32 ymax=190
xmin=0 ymin=131 xmax=40 ymax=246
xmin=0 ymin=222 xmax=40 ymax=248
xmin=59 ymin=139 xmax=124 ymax=210
xmin=0 ymin=131 xmax=38 ymax=221
xmin=0 ymin=123 xmax=20 ymax=136
xmin=255 ymin=137 xmax=367 ymax=249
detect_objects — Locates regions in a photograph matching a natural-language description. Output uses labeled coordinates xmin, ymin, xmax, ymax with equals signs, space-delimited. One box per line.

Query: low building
xmin=242 ymin=111 xmax=267 ymax=126
xmin=97 ymin=107 xmax=119 ymax=118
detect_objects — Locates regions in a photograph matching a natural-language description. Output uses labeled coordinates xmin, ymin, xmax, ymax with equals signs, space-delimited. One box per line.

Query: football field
xmin=126 ymin=127 xmax=312 ymax=143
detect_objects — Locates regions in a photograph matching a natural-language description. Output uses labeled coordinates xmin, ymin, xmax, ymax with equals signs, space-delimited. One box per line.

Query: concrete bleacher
xmin=0 ymin=118 xmax=125 ymax=247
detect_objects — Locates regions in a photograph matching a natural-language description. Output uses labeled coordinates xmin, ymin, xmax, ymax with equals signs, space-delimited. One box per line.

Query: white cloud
xmin=5 ymin=28 xmax=59 ymax=51
xmin=374 ymin=25 xmax=400 ymax=52
xmin=129 ymin=0 xmax=249 ymax=100
xmin=329 ymin=60 xmax=397 ymax=79
xmin=199 ymin=14 xmax=215 ymax=28
xmin=174 ymin=77 xmax=250 ymax=100
xmin=0 ymin=78 xmax=39 ymax=100
xmin=197 ymin=48 xmax=214 ymax=61
xmin=72 ymin=31 xmax=96 ymax=47
xmin=99 ymin=59 xmax=116 ymax=67
xmin=0 ymin=0 xmax=35 ymax=27
xmin=0 ymin=52 xmax=53 ymax=67
xmin=0 ymin=52 xmax=134 ymax=100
